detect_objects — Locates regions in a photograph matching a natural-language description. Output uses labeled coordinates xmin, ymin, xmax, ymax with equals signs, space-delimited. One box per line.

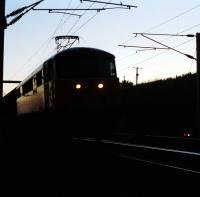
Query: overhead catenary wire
xmin=135 ymin=33 xmax=197 ymax=60
xmin=67 ymin=1 xmax=96 ymax=35
xmin=118 ymin=38 xmax=195 ymax=73
xmin=7 ymin=0 xmax=137 ymax=83
xmin=188 ymin=50 xmax=196 ymax=73
xmin=5 ymin=1 xmax=200 ymax=91
xmin=80 ymin=0 xmax=137 ymax=8
xmin=6 ymin=0 xmax=75 ymax=81
xmin=39 ymin=1 xmax=97 ymax=59
xmin=48 ymin=10 xmax=82 ymax=18
xmin=117 ymin=23 xmax=200 ymax=62
xmin=33 ymin=1 xmax=96 ymax=68
xmin=119 ymin=44 xmax=168 ymax=50
xmin=26 ymin=0 xmax=118 ymax=78
xmin=133 ymin=32 xmax=195 ymax=38
xmin=8 ymin=0 xmax=101 ymax=81
xmin=7 ymin=0 xmax=98 ymax=81
xmin=117 ymin=21 xmax=200 ymax=74
xmin=114 ymin=3 xmax=200 ymax=52
xmin=59 ymin=0 xmax=114 ymax=44
xmin=6 ymin=0 xmax=44 ymax=27
xmin=32 ymin=0 xmax=137 ymax=13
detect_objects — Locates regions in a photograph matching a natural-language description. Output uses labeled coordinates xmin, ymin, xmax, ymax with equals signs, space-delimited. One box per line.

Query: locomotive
xmin=3 ymin=47 xmax=120 ymax=120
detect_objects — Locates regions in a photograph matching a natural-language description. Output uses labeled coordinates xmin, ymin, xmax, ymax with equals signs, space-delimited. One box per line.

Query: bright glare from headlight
xmin=98 ymin=83 xmax=104 ymax=89
xmin=76 ymin=84 xmax=81 ymax=89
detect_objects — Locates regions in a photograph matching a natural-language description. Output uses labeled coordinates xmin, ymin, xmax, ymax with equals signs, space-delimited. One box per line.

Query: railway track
xmin=5 ymin=131 xmax=200 ymax=196
xmin=73 ymin=134 xmax=200 ymax=175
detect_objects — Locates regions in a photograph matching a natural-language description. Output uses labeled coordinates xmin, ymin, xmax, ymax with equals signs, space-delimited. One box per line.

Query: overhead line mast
xmin=196 ymin=33 xmax=200 ymax=137
xmin=0 ymin=0 xmax=44 ymax=98
xmin=0 ymin=0 xmax=5 ymax=97
xmin=132 ymin=66 xmax=142 ymax=85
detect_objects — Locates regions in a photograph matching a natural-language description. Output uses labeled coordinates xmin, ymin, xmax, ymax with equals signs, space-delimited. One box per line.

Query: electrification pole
xmin=133 ymin=66 xmax=142 ymax=85
xmin=196 ymin=32 xmax=200 ymax=136
xmin=0 ymin=0 xmax=5 ymax=98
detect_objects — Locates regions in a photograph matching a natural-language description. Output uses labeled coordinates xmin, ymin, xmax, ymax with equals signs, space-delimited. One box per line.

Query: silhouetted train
xmin=3 ymin=47 xmax=120 ymax=119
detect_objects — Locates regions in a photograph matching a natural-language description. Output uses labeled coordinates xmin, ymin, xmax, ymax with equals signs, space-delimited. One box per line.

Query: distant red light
xmin=183 ymin=132 xmax=191 ymax=137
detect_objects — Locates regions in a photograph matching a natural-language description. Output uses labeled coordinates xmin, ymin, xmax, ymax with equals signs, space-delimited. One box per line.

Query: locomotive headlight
xmin=76 ymin=84 xmax=81 ymax=89
xmin=98 ymin=83 xmax=104 ymax=89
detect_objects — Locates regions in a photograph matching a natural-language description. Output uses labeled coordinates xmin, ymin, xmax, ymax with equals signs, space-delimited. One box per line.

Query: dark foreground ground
xmin=3 ymin=139 xmax=200 ymax=197
xmin=1 ymin=112 xmax=200 ymax=196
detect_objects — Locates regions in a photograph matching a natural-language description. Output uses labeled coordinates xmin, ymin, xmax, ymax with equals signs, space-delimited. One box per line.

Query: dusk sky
xmin=3 ymin=0 xmax=200 ymax=94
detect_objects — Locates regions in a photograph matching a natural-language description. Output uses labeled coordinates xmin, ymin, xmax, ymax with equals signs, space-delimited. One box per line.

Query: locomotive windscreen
xmin=56 ymin=55 xmax=116 ymax=78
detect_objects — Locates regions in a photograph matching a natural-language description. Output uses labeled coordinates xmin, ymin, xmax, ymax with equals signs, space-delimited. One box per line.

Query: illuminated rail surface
xmin=73 ymin=136 xmax=200 ymax=175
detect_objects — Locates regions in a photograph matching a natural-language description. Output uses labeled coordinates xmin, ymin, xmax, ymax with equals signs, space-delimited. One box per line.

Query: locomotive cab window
xmin=56 ymin=55 xmax=116 ymax=78
xmin=110 ymin=61 xmax=116 ymax=76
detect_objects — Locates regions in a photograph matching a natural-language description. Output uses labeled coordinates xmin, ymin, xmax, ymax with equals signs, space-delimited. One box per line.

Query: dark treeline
xmin=119 ymin=73 xmax=198 ymax=137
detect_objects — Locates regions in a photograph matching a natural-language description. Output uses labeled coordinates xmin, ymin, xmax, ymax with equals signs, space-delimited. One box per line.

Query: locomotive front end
xmin=54 ymin=47 xmax=120 ymax=113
